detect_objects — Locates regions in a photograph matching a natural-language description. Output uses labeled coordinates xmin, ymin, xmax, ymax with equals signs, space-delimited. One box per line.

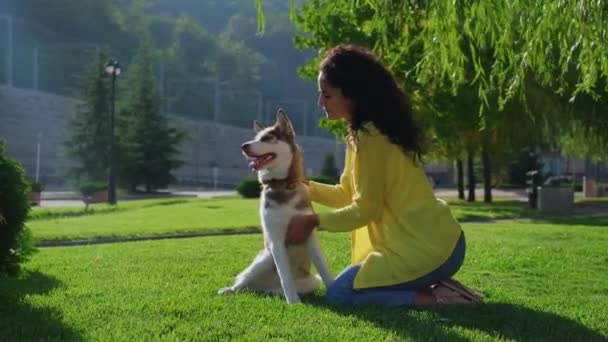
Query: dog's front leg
xmin=269 ymin=242 xmax=301 ymax=304
xmin=306 ymin=231 xmax=334 ymax=288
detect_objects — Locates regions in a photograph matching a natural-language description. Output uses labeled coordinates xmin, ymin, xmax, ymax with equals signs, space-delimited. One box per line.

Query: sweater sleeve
xmin=317 ymin=132 xmax=386 ymax=232
xmin=308 ymin=147 xmax=352 ymax=208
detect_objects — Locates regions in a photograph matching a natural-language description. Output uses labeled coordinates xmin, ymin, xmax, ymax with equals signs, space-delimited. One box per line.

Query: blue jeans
xmin=326 ymin=232 xmax=466 ymax=307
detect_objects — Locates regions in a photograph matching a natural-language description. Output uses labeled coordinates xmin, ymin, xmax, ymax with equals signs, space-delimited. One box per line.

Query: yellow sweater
xmin=309 ymin=124 xmax=462 ymax=289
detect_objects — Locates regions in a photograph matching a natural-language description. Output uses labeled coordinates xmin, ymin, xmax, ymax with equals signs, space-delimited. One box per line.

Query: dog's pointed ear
xmin=276 ymin=108 xmax=295 ymax=136
xmin=253 ymin=120 xmax=264 ymax=133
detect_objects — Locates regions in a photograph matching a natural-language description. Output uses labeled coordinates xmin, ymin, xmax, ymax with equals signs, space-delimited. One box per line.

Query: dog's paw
xmin=218 ymin=287 xmax=236 ymax=295
xmin=286 ymin=297 xmax=302 ymax=305
xmin=286 ymin=295 xmax=302 ymax=304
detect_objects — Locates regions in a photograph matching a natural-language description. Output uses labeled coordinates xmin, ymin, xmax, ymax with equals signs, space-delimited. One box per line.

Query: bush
xmin=28 ymin=180 xmax=44 ymax=192
xmin=320 ymin=153 xmax=340 ymax=182
xmin=236 ymin=178 xmax=261 ymax=198
xmin=0 ymin=140 xmax=36 ymax=276
xmin=78 ymin=180 xmax=108 ymax=196
xmin=308 ymin=175 xmax=337 ymax=185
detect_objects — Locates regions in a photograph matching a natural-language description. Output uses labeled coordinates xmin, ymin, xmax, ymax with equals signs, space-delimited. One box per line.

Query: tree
xmin=0 ymin=140 xmax=36 ymax=276
xmin=257 ymin=0 xmax=608 ymax=161
xmin=117 ymin=40 xmax=186 ymax=192
xmin=62 ymin=49 xmax=112 ymax=185
xmin=280 ymin=1 xmax=608 ymax=114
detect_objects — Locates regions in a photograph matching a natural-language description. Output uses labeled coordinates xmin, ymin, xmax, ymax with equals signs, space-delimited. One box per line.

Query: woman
xmin=287 ymin=44 xmax=482 ymax=307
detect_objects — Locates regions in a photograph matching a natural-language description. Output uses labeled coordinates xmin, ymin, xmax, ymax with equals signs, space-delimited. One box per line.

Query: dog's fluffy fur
xmin=218 ymin=109 xmax=334 ymax=304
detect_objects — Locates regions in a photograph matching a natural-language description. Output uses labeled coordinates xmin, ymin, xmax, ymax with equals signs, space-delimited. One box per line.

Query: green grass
xmin=27 ymin=196 xmax=608 ymax=243
xmin=32 ymin=196 xmax=514 ymax=243
xmin=447 ymin=199 xmax=533 ymax=222
xmin=27 ymin=197 xmax=265 ymax=242
xmin=2 ymin=222 xmax=607 ymax=341
xmin=28 ymin=197 xmax=522 ymax=243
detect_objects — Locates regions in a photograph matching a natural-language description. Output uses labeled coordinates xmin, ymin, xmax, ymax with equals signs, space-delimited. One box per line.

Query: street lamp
xmin=105 ymin=59 xmax=121 ymax=205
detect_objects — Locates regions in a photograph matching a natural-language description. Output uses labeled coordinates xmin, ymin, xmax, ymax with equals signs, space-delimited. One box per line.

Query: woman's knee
xmin=326 ymin=281 xmax=353 ymax=305
xmin=325 ymin=264 xmax=361 ymax=305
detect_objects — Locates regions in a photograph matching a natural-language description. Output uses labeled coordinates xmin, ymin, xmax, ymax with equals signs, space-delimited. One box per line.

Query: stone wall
xmin=0 ymin=86 xmax=343 ymax=189
xmin=0 ymin=86 xmax=76 ymax=185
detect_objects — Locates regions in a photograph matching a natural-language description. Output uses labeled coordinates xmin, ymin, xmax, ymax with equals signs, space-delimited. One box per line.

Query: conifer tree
xmin=63 ymin=49 xmax=112 ymax=184
xmin=117 ymin=40 xmax=186 ymax=192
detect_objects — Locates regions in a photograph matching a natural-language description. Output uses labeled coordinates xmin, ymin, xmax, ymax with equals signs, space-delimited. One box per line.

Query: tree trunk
xmin=456 ymin=159 xmax=465 ymax=200
xmin=482 ymin=142 xmax=493 ymax=203
xmin=467 ymin=149 xmax=476 ymax=202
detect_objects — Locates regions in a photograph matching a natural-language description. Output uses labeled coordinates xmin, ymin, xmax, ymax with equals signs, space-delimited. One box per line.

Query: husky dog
xmin=218 ymin=109 xmax=334 ymax=304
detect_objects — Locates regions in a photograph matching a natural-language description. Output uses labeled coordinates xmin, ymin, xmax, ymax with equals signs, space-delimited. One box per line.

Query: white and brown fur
xmin=218 ymin=109 xmax=334 ymax=304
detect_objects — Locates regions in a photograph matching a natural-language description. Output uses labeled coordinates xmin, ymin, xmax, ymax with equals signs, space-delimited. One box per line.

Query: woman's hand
xmin=286 ymin=214 xmax=319 ymax=245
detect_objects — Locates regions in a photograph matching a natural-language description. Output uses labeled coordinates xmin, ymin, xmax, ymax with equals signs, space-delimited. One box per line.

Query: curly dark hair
xmin=319 ymin=44 xmax=425 ymax=162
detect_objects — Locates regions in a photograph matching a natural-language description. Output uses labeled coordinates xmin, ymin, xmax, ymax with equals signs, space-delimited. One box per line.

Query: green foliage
xmin=557 ymin=113 xmax=608 ymax=162
xmin=117 ymin=39 xmax=187 ymax=193
xmin=0 ymin=140 xmax=36 ymax=276
xmin=318 ymin=118 xmax=347 ymax=139
xmin=320 ymin=153 xmax=339 ymax=182
xmin=259 ymin=0 xmax=608 ymax=162
xmin=62 ymin=49 xmax=112 ymax=185
xmin=330 ymin=1 xmax=608 ymax=112
xmin=27 ymin=180 xmax=44 ymax=193
xmin=236 ymin=177 xmax=261 ymax=198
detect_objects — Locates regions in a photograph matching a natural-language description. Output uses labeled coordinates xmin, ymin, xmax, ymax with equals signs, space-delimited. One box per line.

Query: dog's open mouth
xmin=246 ymin=153 xmax=276 ymax=171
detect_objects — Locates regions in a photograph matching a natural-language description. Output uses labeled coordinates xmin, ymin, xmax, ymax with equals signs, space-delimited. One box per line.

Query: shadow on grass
xmin=0 ymin=271 xmax=83 ymax=341
xmin=452 ymin=200 xmax=608 ymax=227
xmin=140 ymin=198 xmax=190 ymax=207
xmin=303 ymin=295 xmax=606 ymax=341
xmin=28 ymin=206 xmax=122 ymax=221
xmin=28 ymin=198 xmax=193 ymax=221
xmin=528 ymin=214 xmax=608 ymax=227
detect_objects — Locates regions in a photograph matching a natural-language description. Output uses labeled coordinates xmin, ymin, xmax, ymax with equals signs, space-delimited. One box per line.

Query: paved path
xmin=38 ymin=188 xmax=530 ymax=208
xmin=434 ymin=188 xmax=528 ymax=201
xmin=39 ymin=190 xmax=237 ymax=208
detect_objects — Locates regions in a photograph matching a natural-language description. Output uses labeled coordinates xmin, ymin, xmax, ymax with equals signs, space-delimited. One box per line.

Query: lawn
xmin=6 ymin=196 xmax=607 ymax=340
xmin=27 ymin=197 xmax=264 ymax=243
xmin=26 ymin=196 xmax=576 ymax=244
xmin=2 ymin=220 xmax=607 ymax=341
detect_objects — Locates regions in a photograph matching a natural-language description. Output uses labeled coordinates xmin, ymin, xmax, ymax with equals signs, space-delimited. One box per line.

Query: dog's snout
xmin=241 ymin=143 xmax=251 ymax=152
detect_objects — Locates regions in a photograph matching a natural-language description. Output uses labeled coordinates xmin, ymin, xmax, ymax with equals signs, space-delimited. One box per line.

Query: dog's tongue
xmin=248 ymin=156 xmax=263 ymax=171
xmin=247 ymin=154 xmax=272 ymax=171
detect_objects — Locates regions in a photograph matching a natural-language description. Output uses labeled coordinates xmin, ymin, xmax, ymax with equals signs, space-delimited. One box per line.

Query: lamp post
xmin=105 ymin=59 xmax=121 ymax=205
xmin=35 ymin=132 xmax=42 ymax=182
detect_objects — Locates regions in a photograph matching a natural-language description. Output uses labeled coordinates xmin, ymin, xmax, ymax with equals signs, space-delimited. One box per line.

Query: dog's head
xmin=241 ymin=109 xmax=301 ymax=181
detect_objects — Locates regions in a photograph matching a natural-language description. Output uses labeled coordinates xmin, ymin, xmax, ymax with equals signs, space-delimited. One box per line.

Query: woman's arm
xmin=308 ymin=147 xmax=353 ymax=208
xmin=317 ymin=133 xmax=386 ymax=232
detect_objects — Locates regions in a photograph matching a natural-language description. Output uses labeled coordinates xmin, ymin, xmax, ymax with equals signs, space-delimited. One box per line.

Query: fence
xmin=0 ymin=13 xmax=331 ymax=138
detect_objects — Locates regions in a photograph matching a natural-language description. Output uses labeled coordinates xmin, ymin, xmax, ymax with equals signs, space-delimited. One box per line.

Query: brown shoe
xmin=431 ymin=283 xmax=480 ymax=305
xmin=437 ymin=278 xmax=484 ymax=304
